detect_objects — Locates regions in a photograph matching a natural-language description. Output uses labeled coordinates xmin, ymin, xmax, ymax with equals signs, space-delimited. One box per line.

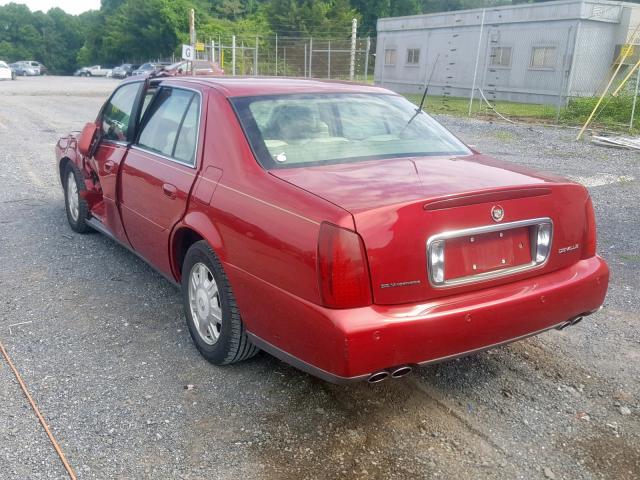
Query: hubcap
xmin=188 ymin=263 xmax=222 ymax=345
xmin=67 ymin=171 xmax=79 ymax=222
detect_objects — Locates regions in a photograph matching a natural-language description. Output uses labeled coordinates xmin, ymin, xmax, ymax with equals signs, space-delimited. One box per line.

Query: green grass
xmin=492 ymin=130 xmax=516 ymax=141
xmin=560 ymin=95 xmax=640 ymax=130
xmin=404 ymin=94 xmax=557 ymax=120
xmin=404 ymin=93 xmax=640 ymax=133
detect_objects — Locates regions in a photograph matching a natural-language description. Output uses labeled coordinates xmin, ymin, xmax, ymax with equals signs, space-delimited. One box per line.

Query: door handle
xmin=162 ymin=183 xmax=178 ymax=199
xmin=104 ymin=160 xmax=115 ymax=173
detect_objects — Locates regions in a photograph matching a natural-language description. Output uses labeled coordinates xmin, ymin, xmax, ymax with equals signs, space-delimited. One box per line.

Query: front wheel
xmin=182 ymin=241 xmax=259 ymax=365
xmin=63 ymin=163 xmax=91 ymax=233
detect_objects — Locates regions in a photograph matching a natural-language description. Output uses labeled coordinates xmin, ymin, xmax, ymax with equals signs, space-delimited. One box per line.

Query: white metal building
xmin=375 ymin=0 xmax=640 ymax=105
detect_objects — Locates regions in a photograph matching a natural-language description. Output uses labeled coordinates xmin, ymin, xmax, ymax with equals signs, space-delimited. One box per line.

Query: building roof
xmin=377 ymin=0 xmax=639 ymax=31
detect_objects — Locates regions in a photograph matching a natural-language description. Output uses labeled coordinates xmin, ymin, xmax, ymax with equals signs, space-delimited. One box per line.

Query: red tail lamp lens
xmin=318 ymin=222 xmax=372 ymax=309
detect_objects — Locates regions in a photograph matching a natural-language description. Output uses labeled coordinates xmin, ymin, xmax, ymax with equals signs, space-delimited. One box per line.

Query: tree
xmin=0 ymin=3 xmax=90 ymax=73
xmin=99 ymin=0 xmax=192 ymax=64
xmin=265 ymin=0 xmax=358 ymax=37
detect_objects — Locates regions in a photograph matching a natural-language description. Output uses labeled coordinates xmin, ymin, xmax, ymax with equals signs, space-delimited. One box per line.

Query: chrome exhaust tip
xmin=570 ymin=316 xmax=583 ymax=326
xmin=390 ymin=366 xmax=413 ymax=379
xmin=556 ymin=320 xmax=572 ymax=331
xmin=368 ymin=371 xmax=390 ymax=384
xmin=556 ymin=315 xmax=584 ymax=331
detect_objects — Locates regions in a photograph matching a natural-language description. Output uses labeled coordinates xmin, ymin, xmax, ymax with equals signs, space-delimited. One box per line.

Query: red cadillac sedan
xmin=55 ymin=77 xmax=609 ymax=383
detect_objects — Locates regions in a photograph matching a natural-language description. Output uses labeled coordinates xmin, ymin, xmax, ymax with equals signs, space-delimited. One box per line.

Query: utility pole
xmin=189 ymin=8 xmax=195 ymax=75
xmin=631 ymin=68 xmax=640 ymax=131
xmin=328 ymin=40 xmax=331 ymax=79
xmin=364 ymin=36 xmax=371 ymax=81
xmin=232 ymin=35 xmax=236 ymax=76
xmin=309 ymin=37 xmax=313 ymax=77
xmin=255 ymin=35 xmax=259 ymax=76
xmin=349 ymin=18 xmax=357 ymax=81
xmin=468 ymin=9 xmax=485 ymax=116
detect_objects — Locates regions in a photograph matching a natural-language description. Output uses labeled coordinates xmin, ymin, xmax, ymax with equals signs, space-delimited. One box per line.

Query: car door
xmin=119 ymin=85 xmax=203 ymax=278
xmin=90 ymin=81 xmax=144 ymax=244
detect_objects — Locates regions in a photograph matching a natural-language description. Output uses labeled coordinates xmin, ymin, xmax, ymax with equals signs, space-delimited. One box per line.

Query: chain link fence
xmin=155 ymin=20 xmax=640 ymax=133
xmin=192 ymin=35 xmax=376 ymax=82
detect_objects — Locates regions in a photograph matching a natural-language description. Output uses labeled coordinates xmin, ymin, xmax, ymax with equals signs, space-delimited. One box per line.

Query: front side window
xmin=407 ymin=48 xmax=420 ymax=65
xmin=490 ymin=47 xmax=512 ymax=67
xmin=231 ymin=93 xmax=471 ymax=169
xmin=101 ymin=82 xmax=141 ymax=142
xmin=384 ymin=49 xmax=397 ymax=66
xmin=531 ymin=47 xmax=556 ymax=69
xmin=137 ymin=87 xmax=199 ymax=165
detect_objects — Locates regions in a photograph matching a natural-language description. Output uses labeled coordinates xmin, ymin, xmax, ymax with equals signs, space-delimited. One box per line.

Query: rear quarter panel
xmin=179 ymin=89 xmax=353 ymax=347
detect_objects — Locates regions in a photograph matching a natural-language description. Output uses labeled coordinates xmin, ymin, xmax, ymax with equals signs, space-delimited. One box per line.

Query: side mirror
xmin=78 ymin=122 xmax=98 ymax=157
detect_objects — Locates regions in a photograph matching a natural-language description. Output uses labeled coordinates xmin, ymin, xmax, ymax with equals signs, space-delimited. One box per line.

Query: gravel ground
xmin=0 ymin=76 xmax=638 ymax=480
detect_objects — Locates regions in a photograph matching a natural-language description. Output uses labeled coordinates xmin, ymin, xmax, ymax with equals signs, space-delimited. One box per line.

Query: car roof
xmin=140 ymin=77 xmax=394 ymax=98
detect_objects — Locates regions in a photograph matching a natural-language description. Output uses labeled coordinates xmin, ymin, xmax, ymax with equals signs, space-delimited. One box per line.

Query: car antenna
xmin=402 ymin=54 xmax=440 ymax=131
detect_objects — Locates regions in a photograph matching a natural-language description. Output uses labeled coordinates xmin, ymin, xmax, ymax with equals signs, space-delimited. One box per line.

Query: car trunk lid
xmin=271 ymin=155 xmax=589 ymax=305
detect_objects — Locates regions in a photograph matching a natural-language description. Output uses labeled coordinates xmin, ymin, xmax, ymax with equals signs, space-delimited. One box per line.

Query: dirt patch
xmin=569 ymin=427 xmax=640 ymax=480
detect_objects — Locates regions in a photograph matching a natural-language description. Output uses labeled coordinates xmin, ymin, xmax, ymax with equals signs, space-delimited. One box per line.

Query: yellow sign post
xmin=195 ymin=42 xmax=205 ymax=52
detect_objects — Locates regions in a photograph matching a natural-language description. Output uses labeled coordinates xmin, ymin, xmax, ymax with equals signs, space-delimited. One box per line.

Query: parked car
xmin=161 ymin=60 xmax=224 ymax=76
xmin=111 ymin=63 xmax=138 ymax=79
xmin=17 ymin=60 xmax=47 ymax=75
xmin=131 ymin=62 xmax=170 ymax=76
xmin=74 ymin=65 xmax=112 ymax=77
xmin=10 ymin=62 xmax=37 ymax=76
xmin=0 ymin=61 xmax=15 ymax=80
xmin=55 ymin=78 xmax=609 ymax=384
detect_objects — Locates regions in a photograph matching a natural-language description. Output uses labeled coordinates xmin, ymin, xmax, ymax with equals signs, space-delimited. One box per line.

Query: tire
xmin=63 ymin=163 xmax=91 ymax=233
xmin=182 ymin=241 xmax=259 ymax=365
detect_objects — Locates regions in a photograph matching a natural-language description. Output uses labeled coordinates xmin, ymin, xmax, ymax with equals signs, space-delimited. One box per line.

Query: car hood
xmin=269 ymin=154 xmax=570 ymax=214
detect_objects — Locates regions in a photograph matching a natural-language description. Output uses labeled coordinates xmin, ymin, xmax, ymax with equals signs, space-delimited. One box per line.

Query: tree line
xmin=0 ymin=0 xmax=623 ymax=74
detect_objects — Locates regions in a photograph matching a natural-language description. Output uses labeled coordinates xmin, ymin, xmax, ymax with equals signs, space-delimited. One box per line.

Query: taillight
xmin=582 ymin=196 xmax=597 ymax=258
xmin=317 ymin=222 xmax=372 ymax=309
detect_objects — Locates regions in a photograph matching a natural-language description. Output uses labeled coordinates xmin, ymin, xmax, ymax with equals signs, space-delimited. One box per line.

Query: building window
xmin=406 ymin=48 xmax=420 ymax=65
xmin=384 ymin=49 xmax=397 ymax=66
xmin=530 ymin=47 xmax=556 ymax=69
xmin=490 ymin=47 xmax=512 ymax=67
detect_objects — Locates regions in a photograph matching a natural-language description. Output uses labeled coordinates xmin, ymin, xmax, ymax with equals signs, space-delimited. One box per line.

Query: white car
xmin=0 ymin=61 xmax=15 ymax=80
xmin=75 ymin=65 xmax=112 ymax=77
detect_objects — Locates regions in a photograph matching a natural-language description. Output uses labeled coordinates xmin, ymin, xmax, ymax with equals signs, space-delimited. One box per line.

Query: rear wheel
xmin=182 ymin=241 xmax=258 ymax=365
xmin=63 ymin=163 xmax=91 ymax=233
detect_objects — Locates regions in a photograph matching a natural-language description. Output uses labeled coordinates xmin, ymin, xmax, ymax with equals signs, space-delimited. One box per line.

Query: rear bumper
xmin=233 ymin=256 xmax=609 ymax=383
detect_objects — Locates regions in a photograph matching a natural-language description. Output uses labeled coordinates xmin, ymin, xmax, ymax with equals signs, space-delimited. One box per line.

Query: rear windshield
xmin=230 ymin=93 xmax=471 ymax=169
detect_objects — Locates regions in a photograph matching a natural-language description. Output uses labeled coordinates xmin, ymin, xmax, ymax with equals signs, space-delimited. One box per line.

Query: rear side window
xmin=137 ymin=88 xmax=200 ymax=166
xmin=101 ymin=82 xmax=141 ymax=142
